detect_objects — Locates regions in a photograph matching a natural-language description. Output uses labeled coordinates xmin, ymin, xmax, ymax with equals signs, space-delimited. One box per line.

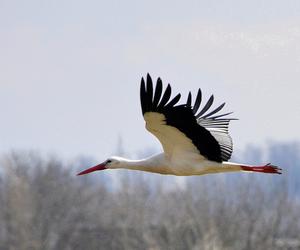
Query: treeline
xmin=0 ymin=142 xmax=299 ymax=250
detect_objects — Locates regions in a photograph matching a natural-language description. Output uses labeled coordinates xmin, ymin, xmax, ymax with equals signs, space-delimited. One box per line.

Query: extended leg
xmin=240 ymin=163 xmax=282 ymax=174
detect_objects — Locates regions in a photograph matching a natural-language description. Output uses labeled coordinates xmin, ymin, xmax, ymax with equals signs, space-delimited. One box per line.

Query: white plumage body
xmin=110 ymin=153 xmax=242 ymax=176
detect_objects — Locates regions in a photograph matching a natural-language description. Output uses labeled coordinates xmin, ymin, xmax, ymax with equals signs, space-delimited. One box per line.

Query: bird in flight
xmin=78 ymin=74 xmax=282 ymax=176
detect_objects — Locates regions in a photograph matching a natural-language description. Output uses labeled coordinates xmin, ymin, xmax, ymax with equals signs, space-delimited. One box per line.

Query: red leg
xmin=241 ymin=163 xmax=282 ymax=174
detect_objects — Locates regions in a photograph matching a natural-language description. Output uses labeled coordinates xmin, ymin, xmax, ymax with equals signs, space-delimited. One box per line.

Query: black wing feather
xmin=196 ymin=95 xmax=214 ymax=118
xmin=141 ymin=75 xmax=236 ymax=162
xmin=146 ymin=74 xmax=153 ymax=104
xmin=140 ymin=78 xmax=147 ymax=114
xmin=209 ymin=112 xmax=234 ymax=120
xmin=201 ymin=102 xmax=226 ymax=119
xmin=165 ymin=93 xmax=181 ymax=108
xmin=192 ymin=89 xmax=202 ymax=114
xmin=186 ymin=92 xmax=192 ymax=107
xmin=158 ymin=84 xmax=172 ymax=109
xmin=153 ymin=77 xmax=163 ymax=107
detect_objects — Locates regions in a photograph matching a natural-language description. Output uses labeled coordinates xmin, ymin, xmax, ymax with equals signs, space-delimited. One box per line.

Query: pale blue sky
xmin=1 ymin=0 xmax=300 ymax=160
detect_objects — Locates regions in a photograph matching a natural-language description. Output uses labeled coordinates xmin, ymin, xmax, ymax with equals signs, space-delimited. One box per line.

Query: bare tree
xmin=0 ymin=143 xmax=299 ymax=250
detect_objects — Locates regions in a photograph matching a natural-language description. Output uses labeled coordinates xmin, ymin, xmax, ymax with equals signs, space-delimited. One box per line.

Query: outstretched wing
xmin=140 ymin=74 xmax=235 ymax=162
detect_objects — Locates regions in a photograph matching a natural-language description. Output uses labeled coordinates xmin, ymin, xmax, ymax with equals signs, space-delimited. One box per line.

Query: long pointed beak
xmin=77 ymin=162 xmax=107 ymax=176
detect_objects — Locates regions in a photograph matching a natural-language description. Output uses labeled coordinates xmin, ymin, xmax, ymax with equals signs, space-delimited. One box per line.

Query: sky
xmin=1 ymin=0 xmax=300 ymax=161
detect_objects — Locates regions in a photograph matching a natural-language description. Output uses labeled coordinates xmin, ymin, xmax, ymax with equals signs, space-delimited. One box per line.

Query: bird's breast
xmin=167 ymin=152 xmax=208 ymax=176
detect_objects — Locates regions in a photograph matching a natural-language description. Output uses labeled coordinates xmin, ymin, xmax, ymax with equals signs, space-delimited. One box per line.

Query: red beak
xmin=77 ymin=162 xmax=107 ymax=176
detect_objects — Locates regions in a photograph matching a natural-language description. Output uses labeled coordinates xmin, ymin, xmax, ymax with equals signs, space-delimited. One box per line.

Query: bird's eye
xmin=106 ymin=160 xmax=112 ymax=164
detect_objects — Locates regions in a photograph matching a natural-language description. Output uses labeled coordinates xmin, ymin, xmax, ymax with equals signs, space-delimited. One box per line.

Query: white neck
xmin=120 ymin=158 xmax=154 ymax=171
xmin=111 ymin=154 xmax=169 ymax=174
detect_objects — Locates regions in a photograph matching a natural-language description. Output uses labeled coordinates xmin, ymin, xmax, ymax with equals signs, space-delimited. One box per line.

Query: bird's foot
xmin=241 ymin=163 xmax=282 ymax=174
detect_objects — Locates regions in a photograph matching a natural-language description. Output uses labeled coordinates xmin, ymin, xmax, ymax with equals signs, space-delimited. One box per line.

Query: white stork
xmin=78 ymin=74 xmax=282 ymax=176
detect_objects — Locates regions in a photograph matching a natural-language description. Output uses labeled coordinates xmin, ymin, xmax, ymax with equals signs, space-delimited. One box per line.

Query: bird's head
xmin=77 ymin=157 xmax=121 ymax=176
